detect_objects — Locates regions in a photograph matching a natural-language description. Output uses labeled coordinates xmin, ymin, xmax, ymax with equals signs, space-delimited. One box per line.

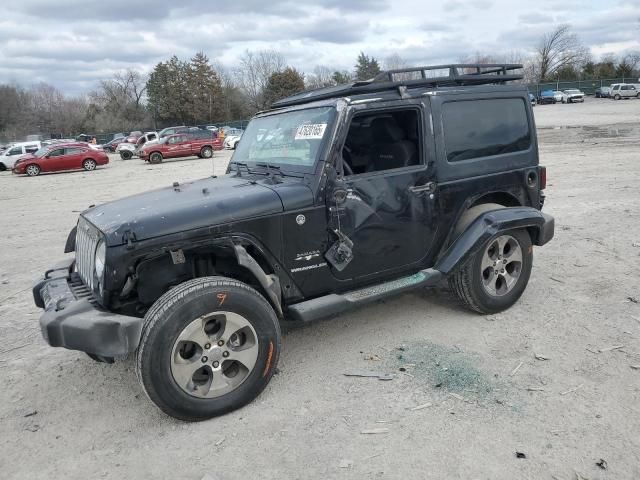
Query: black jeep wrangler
xmin=33 ymin=64 xmax=554 ymax=421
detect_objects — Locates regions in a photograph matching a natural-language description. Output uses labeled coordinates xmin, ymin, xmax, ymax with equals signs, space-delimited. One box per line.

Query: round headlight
xmin=94 ymin=240 xmax=106 ymax=280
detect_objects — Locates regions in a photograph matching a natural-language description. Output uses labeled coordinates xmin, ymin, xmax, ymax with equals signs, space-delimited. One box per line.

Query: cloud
xmin=0 ymin=0 xmax=638 ymax=95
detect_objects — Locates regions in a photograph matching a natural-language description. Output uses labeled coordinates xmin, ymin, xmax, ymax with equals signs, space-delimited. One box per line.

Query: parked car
xmin=538 ymin=90 xmax=557 ymax=104
xmin=528 ymin=93 xmax=536 ymax=106
xmin=11 ymin=143 xmax=108 ymax=176
xmin=610 ymin=83 xmax=640 ymax=100
xmin=32 ymin=63 xmax=554 ymax=421
xmin=0 ymin=141 xmax=42 ymax=171
xmin=595 ymin=86 xmax=611 ymax=98
xmin=562 ymin=89 xmax=584 ymax=103
xmin=102 ymin=137 xmax=127 ymax=152
xmin=224 ymin=130 xmax=244 ymax=149
xmin=116 ymin=132 xmax=159 ymax=160
xmin=138 ymin=132 xmax=222 ymax=163
xmin=125 ymin=131 xmax=143 ymax=143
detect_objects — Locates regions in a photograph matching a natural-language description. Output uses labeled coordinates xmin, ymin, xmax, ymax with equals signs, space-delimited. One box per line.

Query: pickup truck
xmin=138 ymin=133 xmax=222 ymax=164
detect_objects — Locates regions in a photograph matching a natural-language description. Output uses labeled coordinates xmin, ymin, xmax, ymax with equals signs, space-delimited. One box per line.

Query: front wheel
xmin=149 ymin=152 xmax=163 ymax=164
xmin=449 ymin=229 xmax=533 ymax=314
xmin=136 ymin=277 xmax=281 ymax=421
xmin=120 ymin=150 xmax=133 ymax=160
xmin=25 ymin=164 xmax=41 ymax=176
xmin=82 ymin=159 xmax=97 ymax=171
xmin=614 ymin=94 xmax=621 ymax=100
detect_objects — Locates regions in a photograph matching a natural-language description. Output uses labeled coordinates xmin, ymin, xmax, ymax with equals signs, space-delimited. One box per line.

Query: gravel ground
xmin=1 ymin=97 xmax=639 ymax=479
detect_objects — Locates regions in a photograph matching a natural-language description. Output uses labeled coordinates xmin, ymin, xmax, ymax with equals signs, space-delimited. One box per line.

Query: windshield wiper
xmin=232 ymin=161 xmax=254 ymax=177
xmin=256 ymin=163 xmax=283 ymax=184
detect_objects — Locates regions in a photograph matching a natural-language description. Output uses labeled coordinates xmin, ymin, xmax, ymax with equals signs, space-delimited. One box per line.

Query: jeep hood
xmin=82 ymin=174 xmax=288 ymax=246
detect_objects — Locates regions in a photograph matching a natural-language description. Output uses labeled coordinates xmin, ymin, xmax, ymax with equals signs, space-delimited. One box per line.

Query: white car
xmin=0 ymin=141 xmax=42 ymax=170
xmin=224 ymin=134 xmax=243 ymax=150
xmin=562 ymin=89 xmax=585 ymax=103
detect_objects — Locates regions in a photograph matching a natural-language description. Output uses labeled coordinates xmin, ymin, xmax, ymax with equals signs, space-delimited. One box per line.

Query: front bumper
xmin=33 ymin=258 xmax=143 ymax=357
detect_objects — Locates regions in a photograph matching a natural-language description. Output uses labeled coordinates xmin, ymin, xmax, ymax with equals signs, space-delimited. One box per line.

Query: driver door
xmin=326 ymin=101 xmax=438 ymax=281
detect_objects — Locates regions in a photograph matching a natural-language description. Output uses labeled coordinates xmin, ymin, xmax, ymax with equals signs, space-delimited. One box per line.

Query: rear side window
xmin=443 ymin=98 xmax=531 ymax=162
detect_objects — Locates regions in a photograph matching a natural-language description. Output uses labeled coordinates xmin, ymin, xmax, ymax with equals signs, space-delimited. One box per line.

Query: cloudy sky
xmin=1 ymin=0 xmax=638 ymax=94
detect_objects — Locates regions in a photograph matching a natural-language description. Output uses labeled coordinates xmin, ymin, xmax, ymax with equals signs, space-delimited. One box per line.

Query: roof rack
xmin=272 ymin=63 xmax=523 ymax=108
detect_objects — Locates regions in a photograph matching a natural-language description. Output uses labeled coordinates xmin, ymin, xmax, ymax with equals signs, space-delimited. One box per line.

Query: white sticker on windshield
xmin=295 ymin=123 xmax=327 ymax=140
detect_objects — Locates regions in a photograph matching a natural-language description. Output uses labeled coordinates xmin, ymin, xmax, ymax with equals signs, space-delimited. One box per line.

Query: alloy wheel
xmin=480 ymin=234 xmax=523 ymax=297
xmin=170 ymin=311 xmax=259 ymax=399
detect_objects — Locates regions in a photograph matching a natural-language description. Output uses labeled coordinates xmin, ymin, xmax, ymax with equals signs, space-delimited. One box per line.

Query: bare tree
xmin=383 ymin=53 xmax=408 ymax=71
xmin=534 ymin=25 xmax=589 ymax=81
xmin=305 ymin=65 xmax=336 ymax=89
xmin=91 ymin=69 xmax=148 ymax=130
xmin=235 ymin=50 xmax=286 ymax=112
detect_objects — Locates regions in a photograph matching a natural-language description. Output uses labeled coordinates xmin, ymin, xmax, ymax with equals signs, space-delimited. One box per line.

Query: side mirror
xmin=333 ymin=180 xmax=348 ymax=204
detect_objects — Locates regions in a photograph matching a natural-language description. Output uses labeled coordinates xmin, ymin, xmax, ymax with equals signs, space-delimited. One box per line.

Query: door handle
xmin=408 ymin=182 xmax=436 ymax=194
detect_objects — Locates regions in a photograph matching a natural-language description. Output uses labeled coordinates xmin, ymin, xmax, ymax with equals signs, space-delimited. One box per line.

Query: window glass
xmin=168 ymin=136 xmax=180 ymax=144
xmin=48 ymin=148 xmax=65 ymax=157
xmin=8 ymin=147 xmax=23 ymax=155
xmin=342 ymin=109 xmax=421 ymax=175
xmin=443 ymin=98 xmax=531 ymax=162
xmin=65 ymin=147 xmax=84 ymax=154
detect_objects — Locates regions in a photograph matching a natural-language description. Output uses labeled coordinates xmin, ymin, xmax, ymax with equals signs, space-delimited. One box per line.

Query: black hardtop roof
xmin=272 ymin=63 xmax=524 ymax=109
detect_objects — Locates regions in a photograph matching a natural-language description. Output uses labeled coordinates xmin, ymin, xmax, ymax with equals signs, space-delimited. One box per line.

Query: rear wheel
xmin=25 ymin=164 xmax=41 ymax=177
xmin=449 ymin=229 xmax=533 ymax=314
xmin=200 ymin=146 xmax=213 ymax=159
xmin=120 ymin=150 xmax=133 ymax=160
xmin=149 ymin=152 xmax=163 ymax=164
xmin=136 ymin=277 xmax=281 ymax=421
xmin=0 ymin=162 xmax=6 ymax=171
xmin=82 ymin=159 xmax=97 ymax=171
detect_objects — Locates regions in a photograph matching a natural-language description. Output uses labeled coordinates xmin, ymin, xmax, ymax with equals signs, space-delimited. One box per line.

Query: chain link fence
xmin=528 ymin=77 xmax=640 ymax=96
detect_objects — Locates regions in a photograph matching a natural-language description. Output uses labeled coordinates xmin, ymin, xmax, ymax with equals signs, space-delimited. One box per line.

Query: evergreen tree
xmin=263 ymin=67 xmax=305 ymax=107
xmin=354 ymin=52 xmax=381 ymax=81
xmin=185 ymin=52 xmax=224 ymax=124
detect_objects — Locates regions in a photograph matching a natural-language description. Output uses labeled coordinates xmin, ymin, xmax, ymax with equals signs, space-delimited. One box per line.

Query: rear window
xmin=442 ymin=98 xmax=531 ymax=162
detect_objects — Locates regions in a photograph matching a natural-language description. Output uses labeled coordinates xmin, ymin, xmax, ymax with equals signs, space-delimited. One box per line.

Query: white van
xmin=0 ymin=141 xmax=42 ymax=170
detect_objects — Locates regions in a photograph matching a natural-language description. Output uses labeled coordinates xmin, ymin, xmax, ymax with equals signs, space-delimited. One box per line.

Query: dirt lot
xmin=1 ymin=97 xmax=639 ymax=479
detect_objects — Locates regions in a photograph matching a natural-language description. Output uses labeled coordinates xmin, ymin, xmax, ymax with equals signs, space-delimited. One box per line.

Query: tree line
xmin=1 ymin=24 xmax=638 ymax=142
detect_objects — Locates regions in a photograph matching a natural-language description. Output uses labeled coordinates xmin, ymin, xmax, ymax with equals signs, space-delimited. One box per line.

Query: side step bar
xmin=287 ymin=268 xmax=443 ymax=323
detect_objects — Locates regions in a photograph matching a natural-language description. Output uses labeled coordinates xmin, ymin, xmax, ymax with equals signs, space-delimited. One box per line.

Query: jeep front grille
xmin=75 ymin=217 xmax=100 ymax=290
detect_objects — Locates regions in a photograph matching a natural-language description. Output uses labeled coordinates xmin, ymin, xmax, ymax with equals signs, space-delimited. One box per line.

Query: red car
xmin=138 ymin=133 xmax=222 ymax=164
xmin=12 ymin=143 xmax=109 ymax=176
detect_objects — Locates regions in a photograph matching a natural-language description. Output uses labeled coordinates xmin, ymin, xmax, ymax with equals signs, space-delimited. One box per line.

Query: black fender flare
xmin=435 ymin=207 xmax=554 ymax=275
xmin=64 ymin=225 xmax=77 ymax=253
xmin=233 ymin=243 xmax=283 ymax=318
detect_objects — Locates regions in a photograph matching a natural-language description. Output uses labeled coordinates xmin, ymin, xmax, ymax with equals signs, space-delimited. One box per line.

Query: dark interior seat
xmin=367 ymin=117 xmax=417 ymax=172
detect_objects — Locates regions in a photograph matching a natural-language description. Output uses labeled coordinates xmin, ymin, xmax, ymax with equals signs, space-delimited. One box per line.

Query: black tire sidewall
xmin=121 ymin=151 xmax=132 ymax=160
xmin=150 ymin=153 xmax=162 ymax=164
xmin=201 ymin=147 xmax=212 ymax=158
xmin=468 ymin=229 xmax=533 ymax=313
xmin=138 ymin=279 xmax=280 ymax=420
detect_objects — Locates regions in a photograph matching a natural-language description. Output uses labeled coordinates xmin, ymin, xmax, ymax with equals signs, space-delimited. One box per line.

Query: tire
xmin=82 ymin=159 xmax=97 ymax=171
xmin=120 ymin=150 xmax=133 ymax=160
xmin=449 ymin=229 xmax=533 ymax=314
xmin=25 ymin=164 xmax=41 ymax=176
xmin=0 ymin=162 xmax=6 ymax=172
xmin=614 ymin=94 xmax=621 ymax=100
xmin=200 ymin=146 xmax=213 ymax=159
xmin=136 ymin=276 xmax=281 ymax=421
xmin=149 ymin=152 xmax=163 ymax=164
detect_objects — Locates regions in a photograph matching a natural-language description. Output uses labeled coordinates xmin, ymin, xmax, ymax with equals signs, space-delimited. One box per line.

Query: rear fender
xmin=435 ymin=207 xmax=554 ymax=275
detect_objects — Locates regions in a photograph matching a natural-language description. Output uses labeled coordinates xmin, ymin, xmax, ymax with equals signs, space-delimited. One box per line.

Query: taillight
xmin=539 ymin=166 xmax=547 ymax=190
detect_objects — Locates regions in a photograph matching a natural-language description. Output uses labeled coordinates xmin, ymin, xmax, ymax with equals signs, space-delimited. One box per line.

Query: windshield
xmin=232 ymin=106 xmax=336 ymax=172
xmin=33 ymin=147 xmax=49 ymax=157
